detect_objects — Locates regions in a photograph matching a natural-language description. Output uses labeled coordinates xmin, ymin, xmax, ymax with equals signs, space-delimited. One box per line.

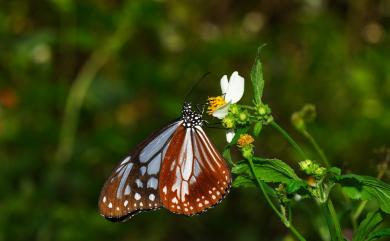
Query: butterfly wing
xmin=98 ymin=120 xmax=182 ymax=221
xmin=159 ymin=125 xmax=231 ymax=215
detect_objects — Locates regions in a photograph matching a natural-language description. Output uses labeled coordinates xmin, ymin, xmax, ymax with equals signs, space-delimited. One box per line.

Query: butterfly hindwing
xmin=159 ymin=125 xmax=231 ymax=215
xmin=98 ymin=121 xmax=182 ymax=221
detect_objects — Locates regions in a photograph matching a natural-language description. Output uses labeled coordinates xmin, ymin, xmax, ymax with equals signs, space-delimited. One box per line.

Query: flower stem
xmin=271 ymin=121 xmax=308 ymax=161
xmin=321 ymin=199 xmax=344 ymax=241
xmin=302 ymin=130 xmax=330 ymax=167
xmin=246 ymin=157 xmax=307 ymax=241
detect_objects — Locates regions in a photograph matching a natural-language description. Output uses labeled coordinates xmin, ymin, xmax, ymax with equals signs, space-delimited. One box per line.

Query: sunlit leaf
xmin=232 ymin=158 xmax=300 ymax=186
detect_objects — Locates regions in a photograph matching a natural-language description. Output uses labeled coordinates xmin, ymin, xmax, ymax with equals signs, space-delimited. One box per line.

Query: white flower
xmin=210 ymin=71 xmax=244 ymax=119
xmin=207 ymin=71 xmax=245 ymax=143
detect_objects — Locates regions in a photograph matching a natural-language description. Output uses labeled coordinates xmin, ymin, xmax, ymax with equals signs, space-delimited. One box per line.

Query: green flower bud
xmin=255 ymin=103 xmax=273 ymax=125
xmin=291 ymin=112 xmax=306 ymax=131
xmin=299 ymin=159 xmax=313 ymax=171
xmin=222 ymin=115 xmax=235 ymax=129
xmin=237 ymin=110 xmax=250 ymax=125
xmin=257 ymin=104 xmax=271 ymax=116
xmin=229 ymin=104 xmax=240 ymax=115
xmin=314 ymin=167 xmax=326 ymax=177
xmin=241 ymin=145 xmax=254 ymax=159
xmin=301 ymin=104 xmax=316 ymax=122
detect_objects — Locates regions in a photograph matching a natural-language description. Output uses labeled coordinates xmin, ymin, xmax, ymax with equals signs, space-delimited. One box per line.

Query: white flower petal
xmin=212 ymin=103 xmax=230 ymax=119
xmin=224 ymin=71 xmax=244 ymax=103
xmin=220 ymin=75 xmax=229 ymax=95
xmin=226 ymin=129 xmax=235 ymax=143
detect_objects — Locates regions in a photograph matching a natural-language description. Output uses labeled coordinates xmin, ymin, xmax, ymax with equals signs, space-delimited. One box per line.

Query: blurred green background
xmin=0 ymin=0 xmax=389 ymax=240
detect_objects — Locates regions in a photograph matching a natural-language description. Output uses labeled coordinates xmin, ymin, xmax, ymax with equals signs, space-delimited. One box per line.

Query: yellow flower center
xmin=207 ymin=96 xmax=226 ymax=115
xmin=237 ymin=134 xmax=255 ymax=148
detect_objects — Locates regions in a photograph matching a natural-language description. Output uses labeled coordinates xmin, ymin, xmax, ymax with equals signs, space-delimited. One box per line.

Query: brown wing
xmin=98 ymin=121 xmax=182 ymax=221
xmin=159 ymin=125 xmax=231 ymax=215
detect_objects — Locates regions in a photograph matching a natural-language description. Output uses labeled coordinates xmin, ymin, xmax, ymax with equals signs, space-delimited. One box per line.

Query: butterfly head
xmin=181 ymin=102 xmax=203 ymax=128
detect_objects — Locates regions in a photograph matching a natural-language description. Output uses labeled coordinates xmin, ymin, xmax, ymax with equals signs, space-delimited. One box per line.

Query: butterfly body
xmin=99 ymin=103 xmax=231 ymax=221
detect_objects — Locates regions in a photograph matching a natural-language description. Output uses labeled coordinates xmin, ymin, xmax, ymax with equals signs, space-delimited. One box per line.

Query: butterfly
xmin=98 ymin=102 xmax=231 ymax=221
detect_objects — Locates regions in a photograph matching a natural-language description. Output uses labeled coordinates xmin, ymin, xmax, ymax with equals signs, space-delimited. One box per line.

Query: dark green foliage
xmin=336 ymin=175 xmax=390 ymax=214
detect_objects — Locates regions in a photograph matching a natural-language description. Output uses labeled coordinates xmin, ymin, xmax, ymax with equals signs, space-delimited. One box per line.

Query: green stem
xmin=271 ymin=121 xmax=308 ymax=161
xmin=247 ymin=157 xmax=307 ymax=241
xmin=302 ymin=130 xmax=330 ymax=167
xmin=321 ymin=199 xmax=344 ymax=241
xmin=56 ymin=2 xmax=137 ymax=164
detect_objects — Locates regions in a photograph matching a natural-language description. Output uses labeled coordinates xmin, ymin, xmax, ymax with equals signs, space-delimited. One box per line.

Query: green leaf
xmin=250 ymin=45 xmax=266 ymax=104
xmin=232 ymin=175 xmax=277 ymax=196
xmin=232 ymin=158 xmax=300 ymax=185
xmin=286 ymin=179 xmax=309 ymax=194
xmin=232 ymin=175 xmax=256 ymax=188
xmin=328 ymin=167 xmax=341 ymax=176
xmin=353 ymin=211 xmax=383 ymax=241
xmin=336 ymin=174 xmax=390 ymax=214
xmin=367 ymin=228 xmax=390 ymax=241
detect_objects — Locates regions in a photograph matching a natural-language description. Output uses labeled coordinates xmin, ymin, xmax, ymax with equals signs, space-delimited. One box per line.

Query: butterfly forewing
xmin=159 ymin=125 xmax=231 ymax=215
xmin=98 ymin=121 xmax=182 ymax=221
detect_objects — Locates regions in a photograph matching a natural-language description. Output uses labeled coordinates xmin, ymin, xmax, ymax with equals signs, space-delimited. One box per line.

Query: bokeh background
xmin=0 ymin=0 xmax=389 ymax=240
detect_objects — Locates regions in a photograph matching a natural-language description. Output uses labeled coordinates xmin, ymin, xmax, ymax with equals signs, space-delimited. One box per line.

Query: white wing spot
xmin=208 ymin=190 xmax=212 ymax=194
xmin=147 ymin=177 xmax=158 ymax=189
xmin=124 ymin=185 xmax=131 ymax=195
xmin=204 ymin=200 xmax=209 ymax=205
xmin=102 ymin=196 xmax=106 ymax=203
xmin=184 ymin=208 xmax=188 ymax=212
xmin=108 ymin=202 xmax=113 ymax=208
xmin=135 ymin=179 xmax=143 ymax=188
xmin=212 ymin=195 xmax=216 ymax=199
xmin=217 ymin=191 xmax=220 ymax=195
xmin=149 ymin=194 xmax=155 ymax=201
xmin=196 ymin=198 xmax=200 ymax=202
xmin=190 ymin=206 xmax=194 ymax=210
xmin=172 ymin=197 xmax=178 ymax=204
xmin=116 ymin=207 xmax=120 ymax=211
xmin=133 ymin=203 xmax=137 ymax=207
xmin=140 ymin=166 xmax=146 ymax=176
xmin=124 ymin=200 xmax=128 ymax=207
xmin=134 ymin=193 xmax=141 ymax=200
xmin=140 ymin=202 xmax=143 ymax=207
xmin=163 ymin=186 xmax=167 ymax=194
xmin=198 ymin=203 xmax=203 ymax=207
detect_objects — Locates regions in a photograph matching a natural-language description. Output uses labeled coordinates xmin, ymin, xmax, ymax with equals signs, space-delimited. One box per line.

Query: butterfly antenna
xmin=184 ymin=72 xmax=211 ymax=103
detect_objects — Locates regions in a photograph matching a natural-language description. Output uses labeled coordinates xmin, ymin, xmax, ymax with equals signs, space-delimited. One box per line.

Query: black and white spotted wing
xmin=98 ymin=120 xmax=182 ymax=221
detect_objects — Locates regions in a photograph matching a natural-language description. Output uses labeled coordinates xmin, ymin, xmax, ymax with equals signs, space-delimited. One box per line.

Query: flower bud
xmin=299 ymin=159 xmax=313 ymax=171
xmin=301 ymin=104 xmax=316 ymax=122
xmin=222 ymin=115 xmax=235 ymax=129
xmin=237 ymin=110 xmax=250 ymax=124
xmin=241 ymin=145 xmax=254 ymax=159
xmin=291 ymin=112 xmax=306 ymax=131
xmin=314 ymin=167 xmax=326 ymax=176
xmin=229 ymin=104 xmax=240 ymax=115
